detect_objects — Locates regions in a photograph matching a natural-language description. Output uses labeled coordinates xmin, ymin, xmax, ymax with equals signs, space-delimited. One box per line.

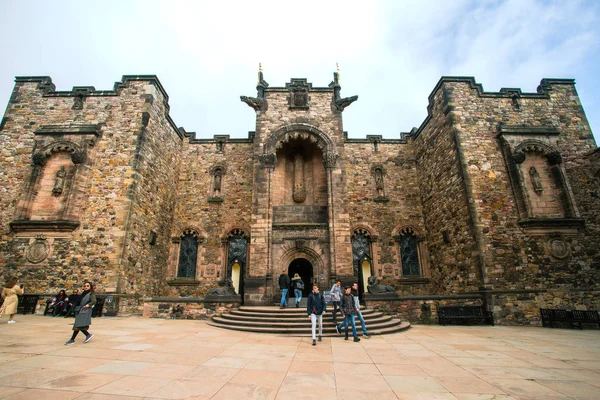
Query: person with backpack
xmin=291 ymin=273 xmax=304 ymax=307
xmin=306 ymin=284 xmax=326 ymax=345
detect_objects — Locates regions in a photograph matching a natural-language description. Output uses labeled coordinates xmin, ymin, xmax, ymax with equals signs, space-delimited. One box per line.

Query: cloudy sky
xmin=1 ymin=0 xmax=599 ymax=144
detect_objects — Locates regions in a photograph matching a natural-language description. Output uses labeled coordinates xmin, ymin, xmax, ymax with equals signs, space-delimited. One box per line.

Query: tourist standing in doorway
xmin=292 ymin=273 xmax=304 ymax=307
xmin=330 ymin=280 xmax=342 ymax=323
xmin=65 ymin=281 xmax=96 ymax=345
xmin=278 ymin=269 xmax=291 ymax=309
xmin=0 ymin=277 xmax=23 ymax=324
xmin=340 ymin=286 xmax=360 ymax=342
xmin=307 ymin=284 xmax=326 ymax=345
xmin=352 ymin=282 xmax=370 ymax=338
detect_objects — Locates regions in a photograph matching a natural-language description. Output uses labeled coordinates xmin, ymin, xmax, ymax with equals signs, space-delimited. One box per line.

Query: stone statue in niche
xmin=293 ymin=154 xmax=306 ymax=203
xmin=212 ymin=168 xmax=224 ymax=196
xmin=529 ymin=166 xmax=543 ymax=195
xmin=52 ymin=166 xmax=66 ymax=196
xmin=206 ymin=278 xmax=237 ymax=297
xmin=374 ymin=168 xmax=385 ymax=197
xmin=367 ymin=275 xmax=396 ymax=295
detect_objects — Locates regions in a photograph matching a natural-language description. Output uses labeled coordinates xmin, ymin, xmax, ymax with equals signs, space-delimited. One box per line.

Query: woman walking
xmin=291 ymin=273 xmax=304 ymax=308
xmin=0 ymin=277 xmax=23 ymax=324
xmin=65 ymin=281 xmax=96 ymax=345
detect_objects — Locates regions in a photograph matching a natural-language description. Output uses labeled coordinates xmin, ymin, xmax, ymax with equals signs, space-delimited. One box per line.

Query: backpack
xmin=296 ymin=280 xmax=304 ymax=290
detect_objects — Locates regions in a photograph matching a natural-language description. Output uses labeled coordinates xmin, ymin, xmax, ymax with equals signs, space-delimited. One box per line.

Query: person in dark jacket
xmin=64 ymin=281 xmax=96 ymax=345
xmin=340 ymin=286 xmax=360 ymax=342
xmin=306 ymin=284 xmax=326 ymax=345
xmin=278 ymin=269 xmax=291 ymax=309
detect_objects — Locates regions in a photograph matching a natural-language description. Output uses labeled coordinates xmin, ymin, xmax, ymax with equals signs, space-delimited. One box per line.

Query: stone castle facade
xmin=1 ymin=71 xmax=599 ymax=324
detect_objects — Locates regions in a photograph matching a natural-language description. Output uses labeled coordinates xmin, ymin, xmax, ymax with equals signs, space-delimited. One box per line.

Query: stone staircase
xmin=208 ymin=306 xmax=410 ymax=336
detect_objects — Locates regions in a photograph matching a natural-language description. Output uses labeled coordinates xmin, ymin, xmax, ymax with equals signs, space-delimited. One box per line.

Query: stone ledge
xmin=10 ymin=219 xmax=80 ymax=233
xmin=166 ymin=279 xmax=201 ymax=287
xmin=397 ymin=277 xmax=430 ymax=285
xmin=518 ymin=217 xmax=585 ymax=235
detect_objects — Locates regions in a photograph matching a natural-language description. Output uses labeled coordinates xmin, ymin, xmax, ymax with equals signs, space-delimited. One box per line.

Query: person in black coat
xmin=278 ymin=269 xmax=291 ymax=309
xmin=307 ymin=284 xmax=326 ymax=345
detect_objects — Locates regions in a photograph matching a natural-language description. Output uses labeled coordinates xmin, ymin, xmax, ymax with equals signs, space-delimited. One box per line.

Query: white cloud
xmin=0 ymin=0 xmax=598 ymax=143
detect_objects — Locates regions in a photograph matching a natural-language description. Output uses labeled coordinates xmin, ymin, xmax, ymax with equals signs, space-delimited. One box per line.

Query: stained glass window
xmin=400 ymin=233 xmax=420 ymax=276
xmin=177 ymin=234 xmax=197 ymax=278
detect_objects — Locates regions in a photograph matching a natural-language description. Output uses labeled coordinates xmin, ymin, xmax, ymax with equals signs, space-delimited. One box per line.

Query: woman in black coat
xmin=64 ymin=281 xmax=96 ymax=345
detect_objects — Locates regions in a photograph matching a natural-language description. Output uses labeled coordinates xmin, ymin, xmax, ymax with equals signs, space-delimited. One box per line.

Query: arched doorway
xmin=288 ymin=258 xmax=313 ymax=298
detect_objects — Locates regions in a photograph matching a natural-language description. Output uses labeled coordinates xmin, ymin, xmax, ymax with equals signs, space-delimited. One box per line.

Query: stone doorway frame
xmin=277 ymin=246 xmax=326 ymax=293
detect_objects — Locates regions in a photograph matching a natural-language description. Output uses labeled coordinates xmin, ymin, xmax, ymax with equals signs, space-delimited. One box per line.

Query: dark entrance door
xmin=288 ymin=258 xmax=313 ymax=297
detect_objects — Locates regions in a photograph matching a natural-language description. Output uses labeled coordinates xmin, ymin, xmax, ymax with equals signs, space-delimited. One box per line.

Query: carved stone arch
xmin=177 ymin=225 xmax=206 ymax=243
xmin=513 ymin=140 xmax=561 ymax=164
xmin=220 ymin=225 xmax=250 ymax=244
xmin=392 ymin=224 xmax=423 ymax=238
xmin=350 ymin=223 xmax=380 ymax=241
xmin=278 ymin=242 xmax=325 ymax=282
xmin=209 ymin=164 xmax=227 ymax=176
xmin=264 ymin=124 xmax=336 ymax=155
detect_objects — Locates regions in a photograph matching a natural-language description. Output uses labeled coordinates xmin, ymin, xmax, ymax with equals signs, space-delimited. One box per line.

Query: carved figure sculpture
xmin=206 ymin=278 xmax=237 ymax=296
xmin=367 ymin=275 xmax=396 ymax=295
xmin=374 ymin=168 xmax=385 ymax=197
xmin=52 ymin=166 xmax=66 ymax=195
xmin=529 ymin=166 xmax=543 ymax=194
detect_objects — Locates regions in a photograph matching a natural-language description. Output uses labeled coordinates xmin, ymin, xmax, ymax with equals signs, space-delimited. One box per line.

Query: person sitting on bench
xmin=63 ymin=289 xmax=81 ymax=318
xmin=52 ymin=290 xmax=69 ymax=317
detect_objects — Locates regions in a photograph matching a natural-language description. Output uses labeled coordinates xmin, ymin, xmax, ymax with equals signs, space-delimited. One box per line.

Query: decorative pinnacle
xmin=258 ymin=63 xmax=262 ymax=83
xmin=336 ymin=62 xmax=340 ymax=81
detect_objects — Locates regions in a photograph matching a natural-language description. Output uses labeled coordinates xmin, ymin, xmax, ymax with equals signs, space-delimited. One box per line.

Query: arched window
xmin=400 ymin=231 xmax=420 ymax=277
xmin=177 ymin=232 xmax=199 ymax=278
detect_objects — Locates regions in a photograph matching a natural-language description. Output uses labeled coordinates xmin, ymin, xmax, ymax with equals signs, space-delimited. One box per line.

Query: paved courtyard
xmin=0 ymin=315 xmax=599 ymax=399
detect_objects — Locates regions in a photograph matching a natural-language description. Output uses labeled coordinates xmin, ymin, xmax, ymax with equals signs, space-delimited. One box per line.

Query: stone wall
xmin=0 ymin=76 xmax=182 ymax=298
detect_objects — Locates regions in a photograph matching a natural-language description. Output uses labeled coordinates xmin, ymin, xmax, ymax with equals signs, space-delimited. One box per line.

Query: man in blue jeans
xmin=339 ymin=286 xmax=360 ymax=342
xmin=278 ymin=269 xmax=291 ymax=309
xmin=351 ymin=282 xmax=370 ymax=338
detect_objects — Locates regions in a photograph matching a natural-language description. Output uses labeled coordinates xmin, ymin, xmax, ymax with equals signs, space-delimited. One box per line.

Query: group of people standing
xmin=0 ymin=277 xmax=97 ymax=346
xmin=278 ymin=269 xmax=305 ymax=308
xmin=278 ymin=270 xmax=370 ymax=346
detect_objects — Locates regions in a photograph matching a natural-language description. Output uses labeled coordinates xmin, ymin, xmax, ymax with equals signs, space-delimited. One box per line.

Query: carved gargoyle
xmin=206 ymin=278 xmax=237 ymax=297
xmin=240 ymin=96 xmax=265 ymax=111
xmin=335 ymin=95 xmax=358 ymax=111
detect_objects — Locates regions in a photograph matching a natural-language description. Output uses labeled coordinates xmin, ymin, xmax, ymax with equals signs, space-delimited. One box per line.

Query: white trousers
xmin=310 ymin=313 xmax=323 ymax=340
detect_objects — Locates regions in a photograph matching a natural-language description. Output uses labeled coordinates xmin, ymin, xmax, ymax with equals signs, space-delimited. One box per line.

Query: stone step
xmin=231 ymin=308 xmax=381 ymax=319
xmin=220 ymin=313 xmax=393 ymax=325
xmin=208 ymin=318 xmax=410 ymax=336
xmin=209 ymin=306 xmax=410 ymax=336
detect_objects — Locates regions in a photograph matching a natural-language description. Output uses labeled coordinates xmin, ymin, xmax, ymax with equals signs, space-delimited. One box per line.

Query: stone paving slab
xmin=0 ymin=315 xmax=599 ymax=399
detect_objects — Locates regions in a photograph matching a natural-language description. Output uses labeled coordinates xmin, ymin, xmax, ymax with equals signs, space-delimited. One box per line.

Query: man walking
xmin=351 ymin=282 xmax=370 ymax=338
xmin=278 ymin=269 xmax=291 ymax=309
xmin=307 ymin=284 xmax=326 ymax=346
xmin=330 ymin=280 xmax=342 ymax=324
xmin=340 ymin=286 xmax=360 ymax=342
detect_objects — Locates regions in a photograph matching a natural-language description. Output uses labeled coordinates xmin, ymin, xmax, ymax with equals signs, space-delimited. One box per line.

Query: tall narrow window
xmin=177 ymin=233 xmax=198 ymax=278
xmin=400 ymin=232 xmax=420 ymax=277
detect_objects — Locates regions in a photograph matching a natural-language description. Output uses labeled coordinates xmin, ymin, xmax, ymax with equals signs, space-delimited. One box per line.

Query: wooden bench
xmin=0 ymin=295 xmax=40 ymax=315
xmin=438 ymin=305 xmax=494 ymax=326
xmin=540 ymin=308 xmax=600 ymax=329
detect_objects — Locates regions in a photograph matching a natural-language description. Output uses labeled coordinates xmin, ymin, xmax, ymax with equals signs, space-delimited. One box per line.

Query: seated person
xmin=63 ymin=289 xmax=81 ymax=317
xmin=52 ymin=290 xmax=69 ymax=317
